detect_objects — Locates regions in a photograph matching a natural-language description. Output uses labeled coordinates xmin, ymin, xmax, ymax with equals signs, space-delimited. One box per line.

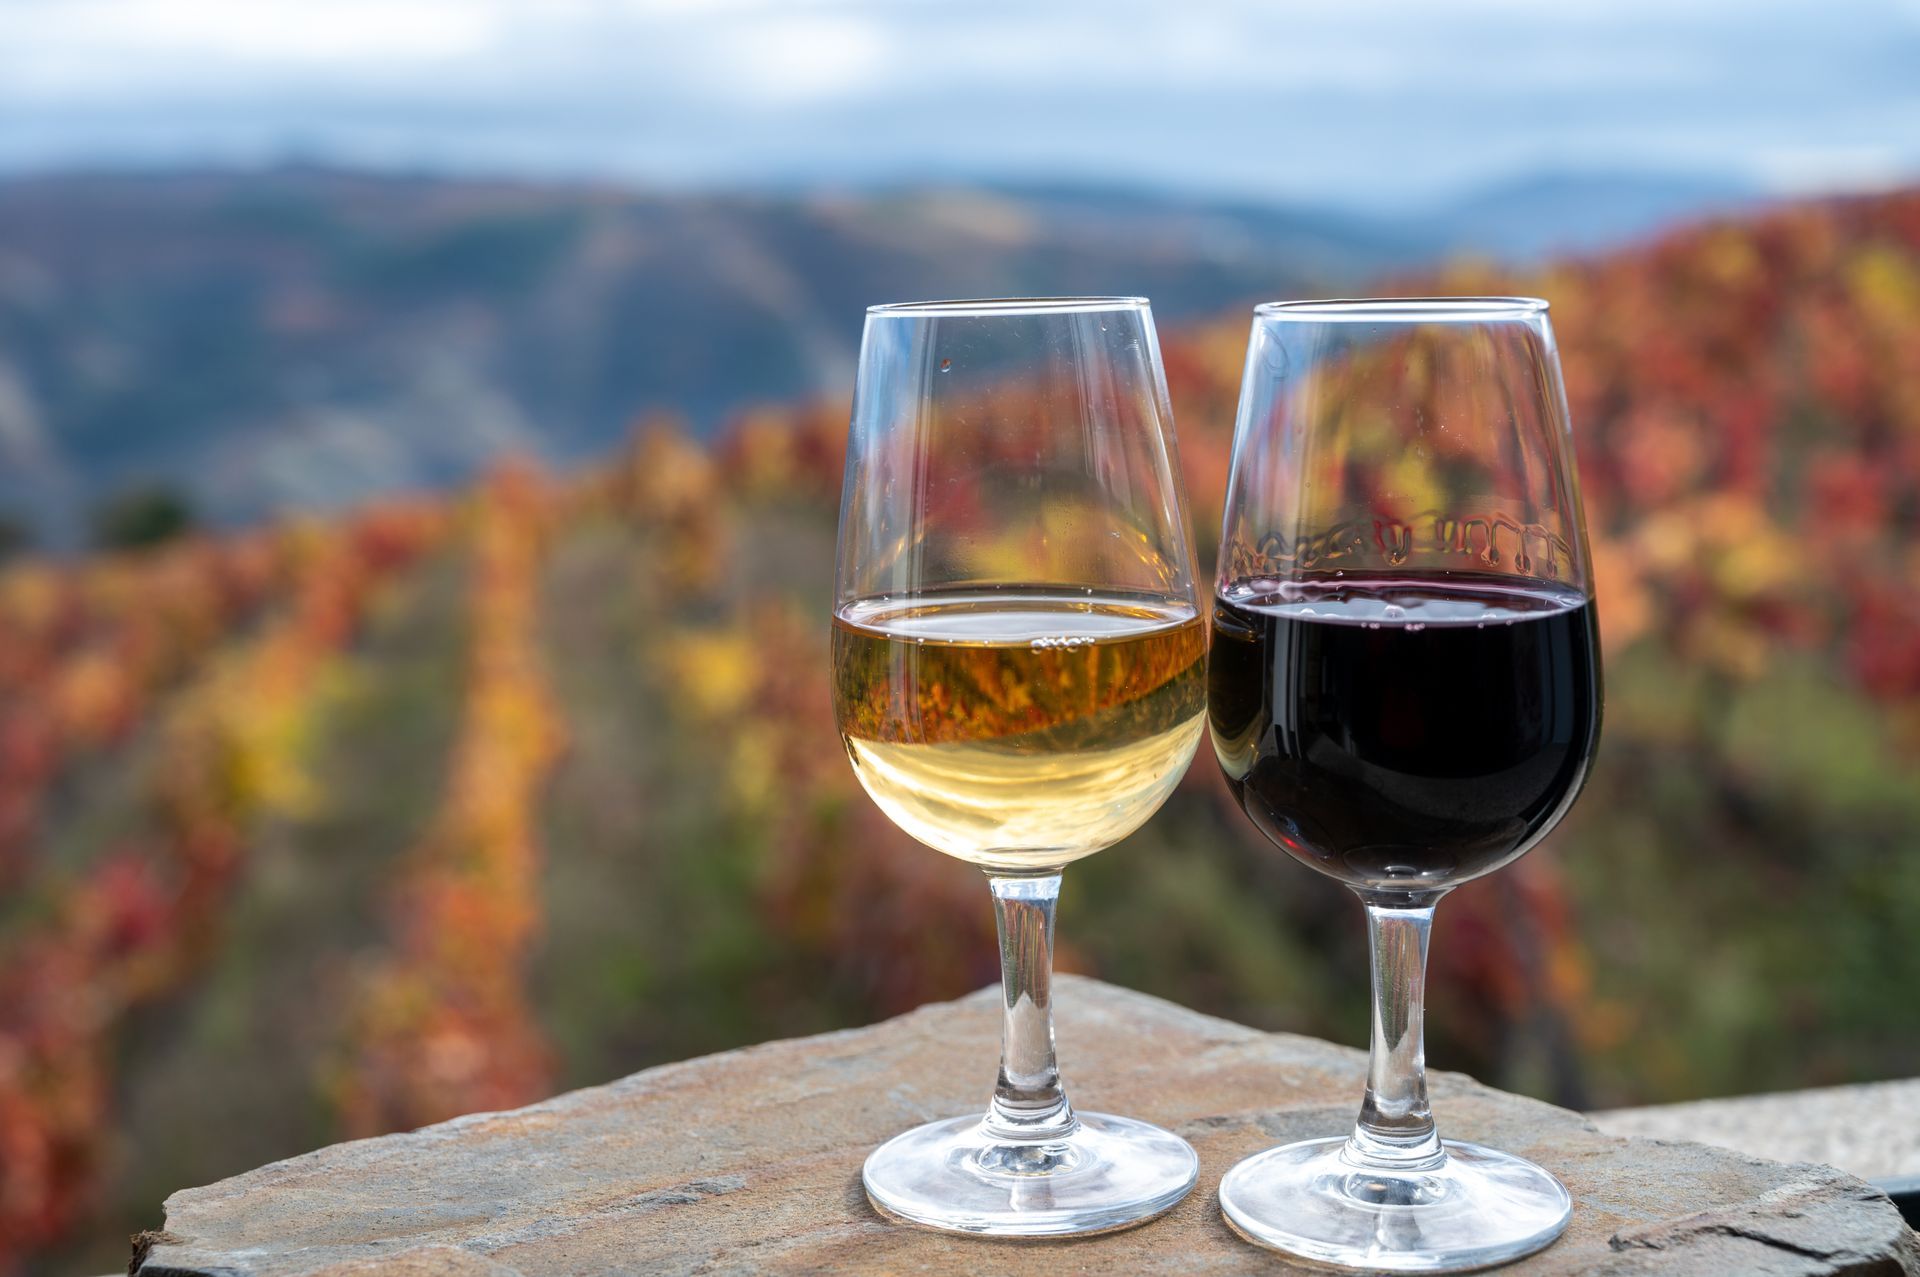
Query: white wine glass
xmin=832 ymin=297 xmax=1205 ymax=1236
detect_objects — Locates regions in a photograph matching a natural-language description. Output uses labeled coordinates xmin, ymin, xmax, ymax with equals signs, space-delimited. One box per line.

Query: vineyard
xmin=4 ymin=188 xmax=1920 ymax=1272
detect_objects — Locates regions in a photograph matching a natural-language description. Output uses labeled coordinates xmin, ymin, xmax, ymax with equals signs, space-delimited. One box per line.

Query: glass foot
xmin=1220 ymin=1137 xmax=1571 ymax=1272
xmin=863 ymin=1112 xmax=1198 ymax=1237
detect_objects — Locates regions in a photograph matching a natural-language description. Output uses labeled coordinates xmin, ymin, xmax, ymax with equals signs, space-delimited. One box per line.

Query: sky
xmin=3 ymin=0 xmax=1919 ymax=210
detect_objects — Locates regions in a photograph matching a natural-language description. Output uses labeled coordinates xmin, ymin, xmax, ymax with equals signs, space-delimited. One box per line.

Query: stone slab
xmin=136 ymin=977 xmax=1919 ymax=1276
xmin=1593 ymin=1079 xmax=1920 ymax=1184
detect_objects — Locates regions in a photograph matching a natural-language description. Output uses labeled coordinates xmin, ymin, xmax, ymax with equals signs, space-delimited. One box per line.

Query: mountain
xmin=0 ymin=169 xmax=1396 ymax=538
xmin=0 ymin=166 xmax=1760 ymax=540
xmin=981 ymin=172 xmax=1765 ymax=266
xmin=1425 ymin=171 xmax=1761 ymax=259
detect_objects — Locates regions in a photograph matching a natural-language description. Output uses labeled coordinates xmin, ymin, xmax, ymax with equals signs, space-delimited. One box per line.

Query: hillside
xmin=0 ymin=169 xmax=1763 ymax=543
xmin=2 ymin=187 xmax=1919 ymax=1273
xmin=0 ymin=169 xmax=1428 ymax=542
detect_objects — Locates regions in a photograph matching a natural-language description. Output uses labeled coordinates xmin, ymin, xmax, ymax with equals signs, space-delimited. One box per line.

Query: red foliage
xmin=0 ymin=502 xmax=445 ymax=1267
xmin=5 ymin=185 xmax=1920 ymax=1268
xmin=330 ymin=465 xmax=564 ymax=1138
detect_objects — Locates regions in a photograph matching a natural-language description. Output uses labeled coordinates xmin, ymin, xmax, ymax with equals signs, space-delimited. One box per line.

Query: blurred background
xmin=2 ymin=1 xmax=1919 ymax=1270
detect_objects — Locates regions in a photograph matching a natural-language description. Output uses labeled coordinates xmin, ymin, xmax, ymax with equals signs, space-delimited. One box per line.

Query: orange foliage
xmin=0 ymin=535 xmax=292 ymax=886
xmin=331 ymin=464 xmax=565 ymax=1138
xmin=5 ymin=186 xmax=1920 ymax=1268
xmin=659 ymin=599 xmax=1001 ymax=1017
xmin=702 ymin=187 xmax=1920 ymax=1039
xmin=0 ymin=501 xmax=445 ymax=1266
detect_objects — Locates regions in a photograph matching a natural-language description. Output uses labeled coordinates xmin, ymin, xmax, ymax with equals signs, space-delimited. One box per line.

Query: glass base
xmin=862 ymin=1112 xmax=1198 ymax=1237
xmin=1220 ymin=1137 xmax=1572 ymax=1273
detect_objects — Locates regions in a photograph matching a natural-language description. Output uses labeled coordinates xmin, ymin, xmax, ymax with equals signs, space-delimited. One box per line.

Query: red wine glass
xmin=1208 ymin=298 xmax=1602 ymax=1271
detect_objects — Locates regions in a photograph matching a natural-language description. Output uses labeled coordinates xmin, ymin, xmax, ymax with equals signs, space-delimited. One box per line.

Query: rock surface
xmin=1593 ymin=1078 xmax=1920 ymax=1183
xmin=137 ymin=977 xmax=1919 ymax=1276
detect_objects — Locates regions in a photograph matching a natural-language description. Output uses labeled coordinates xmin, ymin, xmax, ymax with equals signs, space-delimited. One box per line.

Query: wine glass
xmin=832 ymin=297 xmax=1205 ymax=1236
xmin=1208 ymin=298 xmax=1602 ymax=1271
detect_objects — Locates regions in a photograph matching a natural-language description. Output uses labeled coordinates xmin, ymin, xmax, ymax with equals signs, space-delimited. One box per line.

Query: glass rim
xmin=1254 ymin=296 xmax=1550 ymax=322
xmin=866 ymin=296 xmax=1151 ymax=317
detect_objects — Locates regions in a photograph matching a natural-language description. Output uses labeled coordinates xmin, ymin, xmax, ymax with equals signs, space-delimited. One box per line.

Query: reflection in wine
xmin=834 ymin=590 xmax=1205 ymax=872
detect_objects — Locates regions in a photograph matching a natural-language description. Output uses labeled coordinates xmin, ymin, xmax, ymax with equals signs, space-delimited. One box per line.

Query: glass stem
xmin=983 ymin=871 xmax=1078 ymax=1143
xmin=1347 ymin=895 xmax=1445 ymax=1169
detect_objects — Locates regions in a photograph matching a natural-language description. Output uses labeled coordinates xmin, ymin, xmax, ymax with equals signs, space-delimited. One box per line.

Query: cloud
xmin=725 ymin=14 xmax=894 ymax=104
xmin=1754 ymin=143 xmax=1917 ymax=194
xmin=5 ymin=0 xmax=501 ymax=80
xmin=0 ymin=0 xmax=1916 ymax=201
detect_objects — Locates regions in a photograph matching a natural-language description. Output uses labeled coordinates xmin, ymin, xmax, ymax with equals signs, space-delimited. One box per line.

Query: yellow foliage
xmin=1685 ymin=611 xmax=1772 ymax=681
xmin=333 ymin=467 xmax=563 ymax=1138
xmin=1700 ymin=226 xmax=1763 ymax=289
xmin=1847 ymin=243 xmax=1920 ymax=331
xmin=729 ymin=733 xmax=780 ymax=815
xmin=1588 ymin=538 xmax=1651 ymax=651
xmin=660 ymin=629 xmax=759 ymax=720
xmin=0 ymin=564 xmax=65 ymax=632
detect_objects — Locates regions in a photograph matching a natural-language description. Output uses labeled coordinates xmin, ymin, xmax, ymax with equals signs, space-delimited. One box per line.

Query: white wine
xmin=832 ymin=590 xmax=1206 ymax=871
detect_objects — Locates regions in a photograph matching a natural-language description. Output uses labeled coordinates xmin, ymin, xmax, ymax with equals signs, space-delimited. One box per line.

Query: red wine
xmin=1208 ymin=573 xmax=1601 ymax=897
